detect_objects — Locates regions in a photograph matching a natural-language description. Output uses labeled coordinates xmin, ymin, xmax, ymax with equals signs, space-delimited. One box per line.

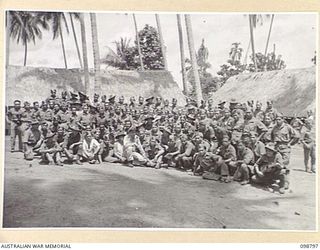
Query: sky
xmin=8 ymin=12 xmax=317 ymax=88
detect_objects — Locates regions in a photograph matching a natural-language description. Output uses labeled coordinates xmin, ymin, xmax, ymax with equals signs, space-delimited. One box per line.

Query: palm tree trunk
xmin=79 ymin=13 xmax=90 ymax=94
xmin=132 ymin=14 xmax=144 ymax=71
xmin=184 ymin=14 xmax=203 ymax=106
xmin=69 ymin=13 xmax=83 ymax=68
xmin=90 ymin=13 xmax=101 ymax=94
xmin=176 ymin=14 xmax=188 ymax=95
xmin=249 ymin=15 xmax=257 ymax=72
xmin=59 ymin=24 xmax=68 ymax=69
xmin=264 ymin=14 xmax=275 ymax=56
xmin=155 ymin=14 xmax=168 ymax=70
xmin=6 ymin=11 xmax=11 ymax=67
xmin=243 ymin=39 xmax=251 ymax=65
xmin=23 ymin=39 xmax=27 ymax=66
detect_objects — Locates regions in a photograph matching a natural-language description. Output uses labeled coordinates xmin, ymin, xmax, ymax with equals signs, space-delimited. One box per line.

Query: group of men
xmin=6 ymin=89 xmax=316 ymax=194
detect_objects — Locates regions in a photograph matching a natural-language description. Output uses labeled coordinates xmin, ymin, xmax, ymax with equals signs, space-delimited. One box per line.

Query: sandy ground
xmin=2 ymin=137 xmax=316 ymax=229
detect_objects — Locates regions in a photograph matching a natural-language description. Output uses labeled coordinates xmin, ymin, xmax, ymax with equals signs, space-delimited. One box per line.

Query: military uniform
xmin=7 ymin=107 xmax=24 ymax=151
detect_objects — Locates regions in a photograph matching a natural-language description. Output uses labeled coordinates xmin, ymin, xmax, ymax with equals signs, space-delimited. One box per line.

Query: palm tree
xmin=79 ymin=13 xmax=90 ymax=94
xmin=102 ymin=37 xmax=132 ymax=69
xmin=132 ymin=14 xmax=144 ymax=71
xmin=184 ymin=14 xmax=203 ymax=106
xmin=44 ymin=12 xmax=69 ymax=69
xmin=90 ymin=13 xmax=101 ymax=94
xmin=5 ymin=11 xmax=11 ymax=66
xmin=264 ymin=14 xmax=275 ymax=56
xmin=248 ymin=15 xmax=257 ymax=72
xmin=69 ymin=12 xmax=83 ymax=68
xmin=155 ymin=14 xmax=167 ymax=70
xmin=10 ymin=11 xmax=49 ymax=66
xmin=176 ymin=14 xmax=188 ymax=95
xmin=248 ymin=14 xmax=271 ymax=72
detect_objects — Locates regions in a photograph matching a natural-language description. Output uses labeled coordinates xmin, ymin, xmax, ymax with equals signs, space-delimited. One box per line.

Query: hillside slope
xmin=211 ymin=67 xmax=316 ymax=116
xmin=5 ymin=66 xmax=185 ymax=106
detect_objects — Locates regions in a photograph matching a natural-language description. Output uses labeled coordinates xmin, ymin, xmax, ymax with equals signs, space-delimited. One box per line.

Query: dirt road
xmin=3 ymin=137 xmax=316 ymax=229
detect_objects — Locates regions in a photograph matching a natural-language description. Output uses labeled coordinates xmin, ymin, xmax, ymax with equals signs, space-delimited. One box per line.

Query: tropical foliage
xmin=9 ymin=11 xmax=49 ymax=66
xmin=186 ymin=39 xmax=219 ymax=100
xmin=217 ymin=43 xmax=286 ymax=87
xmin=103 ymin=24 xmax=165 ymax=70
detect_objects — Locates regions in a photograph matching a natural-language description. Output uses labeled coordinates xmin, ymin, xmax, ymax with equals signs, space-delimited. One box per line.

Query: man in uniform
xmin=243 ymin=109 xmax=267 ymax=135
xmin=176 ymin=133 xmax=196 ymax=170
xmin=253 ymin=101 xmax=265 ymax=121
xmin=215 ymin=137 xmax=237 ymax=183
xmin=265 ymin=100 xmax=278 ymax=121
xmin=23 ymin=120 xmax=43 ymax=160
xmin=251 ymin=143 xmax=287 ymax=194
xmin=32 ymin=101 xmax=41 ymax=121
xmin=144 ymin=137 xmax=165 ymax=169
xmin=271 ymin=113 xmax=299 ymax=189
xmin=300 ymin=119 xmax=316 ymax=173
xmin=63 ymin=125 xmax=83 ymax=165
xmin=231 ymin=140 xmax=255 ymax=185
xmin=7 ymin=100 xmax=25 ymax=152
xmin=194 ymin=144 xmax=220 ymax=176
xmin=79 ymin=104 xmax=93 ymax=129
xmin=39 ymin=102 xmax=53 ymax=124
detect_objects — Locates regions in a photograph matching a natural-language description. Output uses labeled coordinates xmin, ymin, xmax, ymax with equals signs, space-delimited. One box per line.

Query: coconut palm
xmin=43 ymin=12 xmax=69 ymax=69
xmin=10 ymin=11 xmax=49 ymax=66
xmin=6 ymin=11 xmax=11 ymax=66
xmin=132 ymin=14 xmax=144 ymax=71
xmin=102 ymin=37 xmax=132 ymax=69
xmin=79 ymin=13 xmax=90 ymax=94
xmin=184 ymin=14 xmax=203 ymax=105
xmin=248 ymin=14 xmax=271 ymax=72
xmin=155 ymin=14 xmax=167 ymax=70
xmin=176 ymin=14 xmax=188 ymax=95
xmin=69 ymin=12 xmax=83 ymax=68
xmin=90 ymin=13 xmax=101 ymax=94
xmin=264 ymin=14 xmax=275 ymax=56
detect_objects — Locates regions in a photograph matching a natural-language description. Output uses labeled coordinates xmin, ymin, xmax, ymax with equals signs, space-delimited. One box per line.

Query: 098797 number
xmin=300 ymin=244 xmax=318 ymax=248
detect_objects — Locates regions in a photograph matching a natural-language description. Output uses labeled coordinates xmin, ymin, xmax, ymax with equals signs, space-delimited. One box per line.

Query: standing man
xmin=7 ymin=100 xmax=24 ymax=152
xmin=300 ymin=119 xmax=316 ymax=173
xmin=271 ymin=113 xmax=299 ymax=190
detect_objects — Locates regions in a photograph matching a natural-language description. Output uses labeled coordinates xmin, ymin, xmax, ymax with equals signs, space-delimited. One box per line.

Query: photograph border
xmin=0 ymin=0 xmax=319 ymax=243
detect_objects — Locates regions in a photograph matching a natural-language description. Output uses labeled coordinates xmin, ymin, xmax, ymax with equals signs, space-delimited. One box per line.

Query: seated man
xmin=63 ymin=125 xmax=83 ymax=165
xmin=194 ymin=144 xmax=220 ymax=177
xmin=231 ymin=140 xmax=255 ymax=185
xmin=80 ymin=131 xmax=101 ymax=164
xmin=39 ymin=131 xmax=63 ymax=166
xmin=162 ymin=134 xmax=181 ymax=168
xmin=251 ymin=143 xmax=287 ymax=194
xmin=144 ymin=137 xmax=165 ymax=169
xmin=215 ymin=137 xmax=237 ymax=183
xmin=123 ymin=125 xmax=147 ymax=167
xmin=176 ymin=133 xmax=196 ymax=171
xmin=103 ymin=131 xmax=127 ymax=163
xmin=23 ymin=120 xmax=43 ymax=160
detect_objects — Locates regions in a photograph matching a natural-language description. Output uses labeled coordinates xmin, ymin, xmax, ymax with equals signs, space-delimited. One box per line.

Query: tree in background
xmin=69 ymin=13 xmax=83 ymax=68
xmin=247 ymin=52 xmax=286 ymax=72
xmin=42 ymin=12 xmax=70 ymax=69
xmin=102 ymin=24 xmax=164 ymax=70
xmin=185 ymin=39 xmax=219 ymax=100
xmin=90 ymin=13 xmax=101 ymax=94
xmin=10 ymin=11 xmax=49 ymax=66
xmin=138 ymin=24 xmax=165 ymax=70
xmin=102 ymin=37 xmax=139 ymax=70
xmin=217 ymin=43 xmax=247 ymax=87
xmin=217 ymin=43 xmax=286 ymax=87
xmin=229 ymin=42 xmax=243 ymax=64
